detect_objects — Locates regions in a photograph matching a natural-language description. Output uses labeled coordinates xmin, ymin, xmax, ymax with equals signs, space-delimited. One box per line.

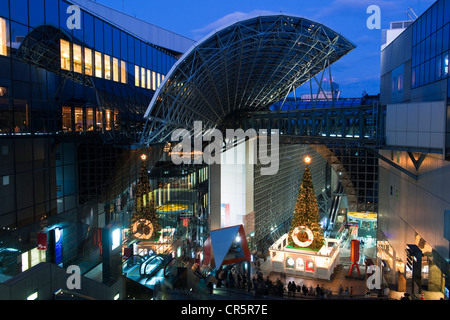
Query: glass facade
xmin=411 ymin=0 xmax=450 ymax=88
xmin=0 ymin=0 xmax=181 ymax=272
xmin=135 ymin=161 xmax=211 ymax=255
xmin=0 ymin=0 xmax=177 ymax=137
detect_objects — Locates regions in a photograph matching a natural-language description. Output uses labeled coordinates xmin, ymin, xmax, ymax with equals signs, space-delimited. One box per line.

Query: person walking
xmin=309 ymin=285 xmax=314 ymax=296
xmin=302 ymin=284 xmax=307 ymax=296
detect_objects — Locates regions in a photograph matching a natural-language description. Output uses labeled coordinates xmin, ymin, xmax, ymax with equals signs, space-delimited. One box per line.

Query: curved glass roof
xmin=142 ymin=14 xmax=355 ymax=144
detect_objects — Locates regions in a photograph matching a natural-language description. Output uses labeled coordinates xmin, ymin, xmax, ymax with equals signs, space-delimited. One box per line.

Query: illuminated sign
xmin=55 ymin=228 xmax=63 ymax=265
xmin=112 ymin=228 xmax=121 ymax=250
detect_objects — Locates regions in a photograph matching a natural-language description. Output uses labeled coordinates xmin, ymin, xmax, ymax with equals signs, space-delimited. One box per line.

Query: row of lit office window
xmin=0 ymin=18 xmax=7 ymax=57
xmin=60 ymin=39 xmax=165 ymax=90
xmin=62 ymin=105 xmax=119 ymax=133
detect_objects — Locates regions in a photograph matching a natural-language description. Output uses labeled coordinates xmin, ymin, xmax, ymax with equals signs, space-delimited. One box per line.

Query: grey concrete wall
xmin=378 ymin=150 xmax=450 ymax=264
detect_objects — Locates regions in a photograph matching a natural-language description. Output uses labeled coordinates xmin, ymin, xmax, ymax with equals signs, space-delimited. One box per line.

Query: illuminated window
xmin=146 ymin=69 xmax=151 ymax=89
xmin=62 ymin=106 xmax=72 ymax=132
xmin=21 ymin=252 xmax=29 ymax=272
xmin=0 ymin=17 xmax=8 ymax=56
xmin=113 ymin=58 xmax=119 ymax=82
xmin=152 ymin=71 xmax=156 ymax=90
xmin=286 ymin=256 xmax=295 ymax=269
xmin=104 ymin=54 xmax=111 ymax=80
xmin=296 ymin=258 xmax=305 ymax=271
xmin=22 ymin=248 xmax=46 ymax=273
xmin=60 ymin=39 xmax=71 ymax=71
xmin=112 ymin=228 xmax=120 ymax=250
xmin=120 ymin=60 xmax=127 ymax=84
xmin=74 ymin=107 xmax=83 ymax=131
xmin=105 ymin=109 xmax=111 ymax=130
xmin=95 ymin=51 xmax=102 ymax=78
xmin=84 ymin=48 xmax=93 ymax=76
xmin=135 ymin=65 xmax=139 ymax=86
xmin=73 ymin=44 xmax=82 ymax=73
xmin=114 ymin=110 xmax=120 ymax=130
xmin=141 ymin=67 xmax=146 ymax=88
xmin=30 ymin=248 xmax=46 ymax=268
xmin=161 ymin=74 xmax=165 ymax=82
xmin=86 ymin=107 xmax=94 ymax=131
xmin=157 ymin=73 xmax=161 ymax=87
xmin=96 ymin=108 xmax=103 ymax=130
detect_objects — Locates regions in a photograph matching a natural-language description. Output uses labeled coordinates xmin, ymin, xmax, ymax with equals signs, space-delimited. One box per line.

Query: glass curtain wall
xmin=411 ymin=0 xmax=450 ymax=88
xmin=0 ymin=0 xmax=178 ymax=138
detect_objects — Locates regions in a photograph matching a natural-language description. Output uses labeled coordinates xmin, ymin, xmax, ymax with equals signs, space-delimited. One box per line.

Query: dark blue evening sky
xmin=97 ymin=0 xmax=436 ymax=98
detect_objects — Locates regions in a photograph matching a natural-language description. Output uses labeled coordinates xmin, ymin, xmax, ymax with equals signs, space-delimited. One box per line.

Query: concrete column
xmin=209 ymin=163 xmax=221 ymax=231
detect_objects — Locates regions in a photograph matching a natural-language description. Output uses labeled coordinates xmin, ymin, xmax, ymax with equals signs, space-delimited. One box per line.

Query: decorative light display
xmin=130 ymin=157 xmax=161 ymax=239
xmin=291 ymin=226 xmax=314 ymax=247
xmin=288 ymin=157 xmax=325 ymax=250
xmin=132 ymin=219 xmax=154 ymax=240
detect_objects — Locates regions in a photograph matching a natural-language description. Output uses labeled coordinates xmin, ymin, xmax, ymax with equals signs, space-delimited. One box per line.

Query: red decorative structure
xmin=348 ymin=239 xmax=361 ymax=276
xmin=37 ymin=232 xmax=47 ymax=250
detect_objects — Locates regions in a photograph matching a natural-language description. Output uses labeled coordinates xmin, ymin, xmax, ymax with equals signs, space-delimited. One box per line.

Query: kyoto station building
xmin=0 ymin=0 xmax=448 ymax=302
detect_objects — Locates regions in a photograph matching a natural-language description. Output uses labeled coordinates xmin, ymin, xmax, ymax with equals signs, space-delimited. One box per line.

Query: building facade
xmin=0 ymin=0 xmax=195 ymax=299
xmin=378 ymin=0 xmax=450 ymax=298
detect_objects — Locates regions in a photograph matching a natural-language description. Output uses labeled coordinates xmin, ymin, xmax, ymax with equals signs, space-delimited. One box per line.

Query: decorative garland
xmin=132 ymin=218 xmax=154 ymax=240
xmin=291 ymin=226 xmax=314 ymax=247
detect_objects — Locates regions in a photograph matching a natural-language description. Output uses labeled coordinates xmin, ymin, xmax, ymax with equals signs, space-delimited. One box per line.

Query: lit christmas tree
xmin=130 ymin=154 xmax=161 ymax=240
xmin=288 ymin=156 xmax=324 ymax=250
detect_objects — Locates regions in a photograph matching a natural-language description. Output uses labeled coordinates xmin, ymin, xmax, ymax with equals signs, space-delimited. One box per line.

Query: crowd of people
xmin=213 ymin=264 xmax=361 ymax=299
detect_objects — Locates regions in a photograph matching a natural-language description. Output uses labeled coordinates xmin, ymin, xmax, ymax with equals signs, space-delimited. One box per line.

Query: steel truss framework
xmin=141 ymin=14 xmax=355 ymax=144
xmin=232 ymin=104 xmax=385 ymax=148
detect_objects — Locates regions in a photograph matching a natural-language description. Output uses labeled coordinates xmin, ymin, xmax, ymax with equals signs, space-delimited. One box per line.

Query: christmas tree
xmin=130 ymin=155 xmax=161 ymax=239
xmin=288 ymin=158 xmax=324 ymax=250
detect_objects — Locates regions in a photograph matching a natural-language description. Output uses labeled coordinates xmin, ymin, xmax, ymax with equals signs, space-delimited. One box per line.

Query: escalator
xmin=326 ymin=182 xmax=344 ymax=231
xmin=139 ymin=255 xmax=165 ymax=278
